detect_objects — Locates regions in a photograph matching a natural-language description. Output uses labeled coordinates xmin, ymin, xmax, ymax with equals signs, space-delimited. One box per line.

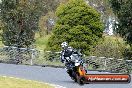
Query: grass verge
xmin=0 ymin=76 xmax=54 ymax=88
xmin=35 ymin=33 xmax=51 ymax=50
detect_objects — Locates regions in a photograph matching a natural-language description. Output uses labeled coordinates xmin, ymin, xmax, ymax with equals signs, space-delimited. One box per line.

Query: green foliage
xmin=38 ymin=12 xmax=56 ymax=37
xmin=38 ymin=0 xmax=69 ymax=37
xmin=90 ymin=35 xmax=127 ymax=59
xmin=0 ymin=0 xmax=59 ymax=48
xmin=47 ymin=0 xmax=104 ymax=55
xmin=109 ymin=0 xmax=132 ymax=47
xmin=1 ymin=0 xmax=36 ymax=47
xmin=123 ymin=48 xmax=132 ymax=60
xmin=86 ymin=0 xmax=114 ymax=21
xmin=35 ymin=33 xmax=51 ymax=50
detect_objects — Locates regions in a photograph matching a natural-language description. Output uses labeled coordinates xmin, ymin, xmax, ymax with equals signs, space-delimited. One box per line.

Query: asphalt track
xmin=0 ymin=63 xmax=131 ymax=88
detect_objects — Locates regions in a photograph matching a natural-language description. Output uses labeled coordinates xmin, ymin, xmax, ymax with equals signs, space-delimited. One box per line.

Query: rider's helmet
xmin=61 ymin=42 xmax=68 ymax=49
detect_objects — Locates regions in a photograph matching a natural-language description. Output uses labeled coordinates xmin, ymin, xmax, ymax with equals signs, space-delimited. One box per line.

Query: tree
xmin=0 ymin=0 xmax=59 ymax=48
xmin=86 ymin=0 xmax=114 ymax=21
xmin=1 ymin=0 xmax=39 ymax=47
xmin=38 ymin=11 xmax=56 ymax=37
xmin=86 ymin=0 xmax=115 ymax=35
xmin=38 ymin=0 xmax=69 ymax=37
xmin=47 ymin=0 xmax=104 ymax=55
xmin=109 ymin=0 xmax=132 ymax=47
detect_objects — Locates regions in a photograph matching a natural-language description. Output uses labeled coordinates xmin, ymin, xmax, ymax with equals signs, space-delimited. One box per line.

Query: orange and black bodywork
xmin=75 ymin=65 xmax=131 ymax=84
xmin=74 ymin=65 xmax=87 ymax=84
xmin=78 ymin=66 xmax=86 ymax=76
xmin=76 ymin=65 xmax=131 ymax=84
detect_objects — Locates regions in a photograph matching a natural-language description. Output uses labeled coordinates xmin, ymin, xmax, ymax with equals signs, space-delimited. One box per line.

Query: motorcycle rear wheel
xmin=77 ymin=76 xmax=85 ymax=85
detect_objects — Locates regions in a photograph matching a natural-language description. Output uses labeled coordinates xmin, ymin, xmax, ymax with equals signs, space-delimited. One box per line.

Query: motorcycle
xmin=63 ymin=50 xmax=87 ymax=85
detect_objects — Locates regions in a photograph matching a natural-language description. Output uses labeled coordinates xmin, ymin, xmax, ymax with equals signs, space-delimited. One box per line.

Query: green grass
xmin=0 ymin=76 xmax=54 ymax=88
xmin=35 ymin=33 xmax=51 ymax=50
xmin=0 ymin=32 xmax=50 ymax=49
xmin=0 ymin=41 xmax=4 ymax=47
xmin=33 ymin=33 xmax=64 ymax=66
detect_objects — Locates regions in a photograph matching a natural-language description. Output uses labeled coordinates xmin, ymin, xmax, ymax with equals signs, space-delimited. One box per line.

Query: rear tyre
xmin=77 ymin=77 xmax=85 ymax=85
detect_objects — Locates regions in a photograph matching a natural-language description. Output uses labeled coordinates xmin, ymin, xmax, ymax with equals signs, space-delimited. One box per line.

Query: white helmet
xmin=61 ymin=42 xmax=68 ymax=48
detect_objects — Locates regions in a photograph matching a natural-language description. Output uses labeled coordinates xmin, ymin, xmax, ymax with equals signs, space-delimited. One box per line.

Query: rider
xmin=60 ymin=42 xmax=73 ymax=63
xmin=60 ymin=42 xmax=87 ymax=76
xmin=60 ymin=42 xmax=87 ymax=74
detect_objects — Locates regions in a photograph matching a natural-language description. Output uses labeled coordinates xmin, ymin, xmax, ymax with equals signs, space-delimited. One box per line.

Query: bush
xmin=90 ymin=35 xmax=127 ymax=59
xmin=47 ymin=0 xmax=104 ymax=55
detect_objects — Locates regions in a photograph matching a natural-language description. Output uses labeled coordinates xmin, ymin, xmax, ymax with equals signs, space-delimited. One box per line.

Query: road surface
xmin=0 ymin=63 xmax=131 ymax=88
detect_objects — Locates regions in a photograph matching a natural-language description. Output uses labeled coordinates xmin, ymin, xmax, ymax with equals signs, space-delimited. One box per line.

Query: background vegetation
xmin=0 ymin=0 xmax=131 ymax=60
xmin=109 ymin=0 xmax=132 ymax=59
xmin=47 ymin=0 xmax=104 ymax=55
xmin=110 ymin=0 xmax=132 ymax=47
xmin=90 ymin=35 xmax=129 ymax=59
